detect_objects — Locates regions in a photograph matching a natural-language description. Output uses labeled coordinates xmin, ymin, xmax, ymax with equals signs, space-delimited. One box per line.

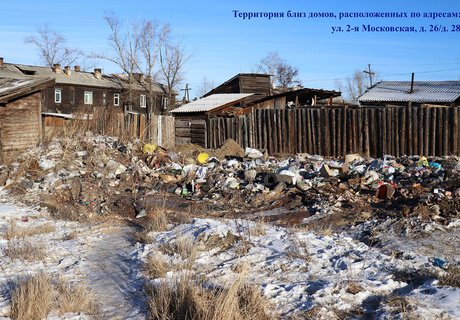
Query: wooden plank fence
xmin=207 ymin=105 xmax=460 ymax=157
xmin=45 ymin=111 xmax=175 ymax=148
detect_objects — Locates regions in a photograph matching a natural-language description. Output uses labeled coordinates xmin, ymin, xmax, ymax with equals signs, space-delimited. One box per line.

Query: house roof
xmin=251 ymin=87 xmax=341 ymax=104
xmin=358 ymin=81 xmax=460 ymax=104
xmin=0 ymin=63 xmax=165 ymax=93
xmin=0 ymin=77 xmax=54 ymax=103
xmin=203 ymin=73 xmax=271 ymax=97
xmin=170 ymin=93 xmax=254 ymax=114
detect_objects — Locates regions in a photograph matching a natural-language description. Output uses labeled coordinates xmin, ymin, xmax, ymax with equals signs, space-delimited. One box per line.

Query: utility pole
xmin=181 ymin=84 xmax=191 ymax=102
xmin=363 ymin=64 xmax=375 ymax=88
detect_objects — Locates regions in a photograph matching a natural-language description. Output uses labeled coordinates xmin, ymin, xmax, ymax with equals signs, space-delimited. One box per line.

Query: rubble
xmin=1 ymin=132 xmax=460 ymax=239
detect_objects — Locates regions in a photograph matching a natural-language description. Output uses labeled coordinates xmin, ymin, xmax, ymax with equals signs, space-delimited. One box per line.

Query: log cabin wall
xmin=174 ymin=113 xmax=207 ymax=146
xmin=0 ymin=92 xmax=42 ymax=161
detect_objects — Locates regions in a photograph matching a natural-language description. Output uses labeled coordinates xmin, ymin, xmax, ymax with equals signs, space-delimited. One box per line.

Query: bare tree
xmin=196 ymin=77 xmax=216 ymax=97
xmin=25 ymin=24 xmax=84 ymax=68
xmin=97 ymin=14 xmax=189 ymax=110
xmin=256 ymin=51 xmax=301 ymax=90
xmin=336 ymin=69 xmax=379 ymax=103
xmin=139 ymin=20 xmax=171 ymax=110
xmin=159 ymin=40 xmax=191 ymax=103
xmin=346 ymin=71 xmax=365 ymax=102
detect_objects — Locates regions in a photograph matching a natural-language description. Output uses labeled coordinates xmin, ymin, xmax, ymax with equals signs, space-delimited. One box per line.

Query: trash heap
xmin=1 ymin=133 xmax=460 ymax=230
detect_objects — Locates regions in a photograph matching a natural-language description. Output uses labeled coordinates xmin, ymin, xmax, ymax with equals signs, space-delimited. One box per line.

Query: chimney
xmin=74 ymin=65 xmax=81 ymax=72
xmin=94 ymin=68 xmax=102 ymax=79
xmin=52 ymin=63 xmax=62 ymax=74
xmin=145 ymin=75 xmax=152 ymax=83
xmin=0 ymin=57 xmax=3 ymax=68
xmin=409 ymin=73 xmax=415 ymax=93
xmin=64 ymin=65 xmax=71 ymax=76
xmin=131 ymin=73 xmax=143 ymax=82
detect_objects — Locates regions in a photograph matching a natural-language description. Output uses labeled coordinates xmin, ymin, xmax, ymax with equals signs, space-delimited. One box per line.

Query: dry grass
xmin=385 ymin=296 xmax=415 ymax=320
xmin=61 ymin=231 xmax=78 ymax=241
xmin=286 ymin=238 xmax=311 ymax=263
xmin=10 ymin=273 xmax=53 ymax=320
xmin=134 ymin=229 xmax=152 ymax=244
xmin=146 ymin=273 xmax=272 ymax=320
xmin=134 ymin=208 xmax=169 ymax=244
xmin=159 ymin=237 xmax=197 ymax=270
xmin=235 ymin=239 xmax=253 ymax=257
xmin=145 ymin=254 xmax=170 ymax=278
xmin=54 ymin=278 xmax=96 ymax=316
xmin=10 ymin=273 xmax=96 ymax=320
xmin=162 ymin=237 xmax=197 ymax=261
xmin=439 ymin=265 xmax=460 ymax=287
xmin=3 ymin=238 xmax=47 ymax=261
xmin=247 ymin=220 xmax=267 ymax=237
xmin=148 ymin=208 xmax=168 ymax=232
xmin=4 ymin=220 xmax=55 ymax=240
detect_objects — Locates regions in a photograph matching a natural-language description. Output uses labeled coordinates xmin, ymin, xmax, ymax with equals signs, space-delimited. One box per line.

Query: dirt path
xmin=81 ymin=225 xmax=147 ymax=320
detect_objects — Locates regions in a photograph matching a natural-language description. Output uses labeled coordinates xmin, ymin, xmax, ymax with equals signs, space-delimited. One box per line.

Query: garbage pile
xmin=1 ymin=133 xmax=460 ymax=231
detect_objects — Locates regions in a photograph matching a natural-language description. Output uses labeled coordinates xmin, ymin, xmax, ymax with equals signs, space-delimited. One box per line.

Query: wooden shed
xmin=0 ymin=77 xmax=53 ymax=161
xmin=250 ymin=87 xmax=341 ymax=109
xmin=171 ymin=93 xmax=253 ymax=146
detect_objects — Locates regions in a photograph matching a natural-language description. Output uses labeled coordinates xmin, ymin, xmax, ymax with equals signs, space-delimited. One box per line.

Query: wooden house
xmin=0 ymin=77 xmax=54 ymax=161
xmin=0 ymin=58 xmax=170 ymax=120
xmin=203 ymin=73 xmax=271 ymax=106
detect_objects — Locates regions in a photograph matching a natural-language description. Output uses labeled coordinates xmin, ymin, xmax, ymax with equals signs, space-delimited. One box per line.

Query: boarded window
xmin=162 ymin=97 xmax=168 ymax=110
xmin=84 ymin=91 xmax=93 ymax=105
xmin=54 ymin=89 xmax=61 ymax=103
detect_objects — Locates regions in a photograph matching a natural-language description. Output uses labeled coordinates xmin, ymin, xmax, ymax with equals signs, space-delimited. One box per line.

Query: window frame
xmin=114 ymin=93 xmax=120 ymax=107
xmin=84 ymin=91 xmax=93 ymax=105
xmin=54 ymin=88 xmax=62 ymax=104
xmin=162 ymin=96 xmax=168 ymax=110
xmin=140 ymin=94 xmax=146 ymax=108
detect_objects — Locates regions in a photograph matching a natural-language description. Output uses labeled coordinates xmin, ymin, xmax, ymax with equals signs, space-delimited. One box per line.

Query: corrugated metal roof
xmin=0 ymin=63 xmax=165 ymax=92
xmin=170 ymin=93 xmax=254 ymax=113
xmin=358 ymin=81 xmax=460 ymax=103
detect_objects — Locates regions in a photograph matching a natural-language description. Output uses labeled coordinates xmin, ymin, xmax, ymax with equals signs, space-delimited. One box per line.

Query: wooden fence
xmin=207 ymin=105 xmax=460 ymax=157
xmin=44 ymin=111 xmax=175 ymax=148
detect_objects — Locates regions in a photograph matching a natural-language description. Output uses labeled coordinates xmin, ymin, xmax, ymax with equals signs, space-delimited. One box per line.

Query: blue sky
xmin=1 ymin=0 xmax=460 ymax=98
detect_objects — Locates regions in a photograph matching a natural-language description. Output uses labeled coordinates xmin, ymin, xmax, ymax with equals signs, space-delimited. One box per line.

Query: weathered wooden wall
xmin=0 ymin=92 xmax=42 ymax=161
xmin=205 ymin=74 xmax=271 ymax=106
xmin=206 ymin=105 xmax=460 ymax=157
xmin=174 ymin=115 xmax=207 ymax=146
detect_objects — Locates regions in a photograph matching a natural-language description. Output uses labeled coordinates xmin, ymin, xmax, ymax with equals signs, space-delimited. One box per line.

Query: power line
xmin=302 ymin=67 xmax=460 ymax=84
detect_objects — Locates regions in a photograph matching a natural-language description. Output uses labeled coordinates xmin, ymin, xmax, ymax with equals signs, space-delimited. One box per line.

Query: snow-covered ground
xmin=0 ymin=192 xmax=146 ymax=319
xmin=141 ymin=218 xmax=460 ymax=319
xmin=1 ymin=190 xmax=459 ymax=319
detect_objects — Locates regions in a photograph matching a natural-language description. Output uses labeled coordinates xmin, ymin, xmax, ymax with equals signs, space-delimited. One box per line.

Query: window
xmin=114 ymin=93 xmax=120 ymax=106
xmin=103 ymin=92 xmax=107 ymax=106
xmin=140 ymin=95 xmax=146 ymax=108
xmin=70 ymin=89 xmax=75 ymax=105
xmin=162 ymin=97 xmax=168 ymax=110
xmin=84 ymin=91 xmax=93 ymax=105
xmin=54 ymin=89 xmax=61 ymax=103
